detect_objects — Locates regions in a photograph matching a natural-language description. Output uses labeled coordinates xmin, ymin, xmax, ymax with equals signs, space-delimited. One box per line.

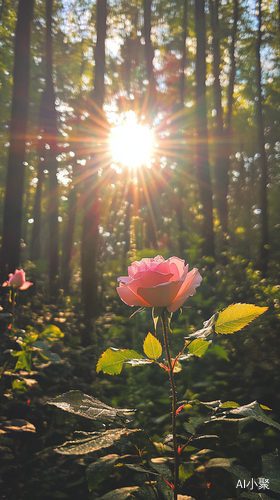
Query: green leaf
xmin=55 ymin=429 xmax=138 ymax=455
xmin=205 ymin=457 xmax=251 ymax=481
xmin=230 ymin=401 xmax=280 ymax=431
xmin=86 ymin=454 xmax=120 ymax=491
xmin=220 ymin=401 xmax=240 ymax=409
xmin=143 ymin=332 xmax=162 ymax=360
xmin=12 ymin=379 xmax=27 ymax=392
xmin=97 ymin=348 xmax=144 ymax=375
xmin=41 ymin=325 xmax=64 ymax=341
xmin=215 ymin=303 xmax=268 ymax=334
xmin=24 ymin=332 xmax=38 ymax=344
xmin=261 ymin=451 xmax=280 ymax=493
xmin=208 ymin=344 xmax=230 ymax=361
xmin=149 ymin=458 xmax=172 ymax=479
xmin=47 ymin=390 xmax=136 ymax=423
xmin=33 ymin=340 xmax=61 ymax=363
xmin=179 ymin=462 xmax=195 ymax=482
xmin=188 ymin=339 xmax=210 ymax=357
xmin=15 ymin=351 xmax=31 ymax=371
xmin=240 ymin=493 xmax=272 ymax=500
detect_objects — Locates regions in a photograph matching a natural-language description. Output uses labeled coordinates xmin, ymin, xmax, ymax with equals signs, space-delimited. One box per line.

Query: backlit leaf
xmin=55 ymin=429 xmax=138 ymax=455
xmin=215 ymin=303 xmax=268 ymax=334
xmin=220 ymin=401 xmax=240 ymax=409
xmin=205 ymin=457 xmax=251 ymax=481
xmin=47 ymin=390 xmax=136 ymax=422
xmin=41 ymin=325 xmax=64 ymax=341
xmin=143 ymin=332 xmax=162 ymax=360
xmin=97 ymin=348 xmax=144 ymax=375
xmin=229 ymin=401 xmax=280 ymax=431
xmin=188 ymin=339 xmax=210 ymax=357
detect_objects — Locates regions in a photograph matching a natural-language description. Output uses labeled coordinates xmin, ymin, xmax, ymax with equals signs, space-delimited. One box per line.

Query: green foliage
xmin=215 ymin=304 xmax=268 ymax=334
xmin=143 ymin=332 xmax=162 ymax=360
xmin=96 ymin=348 xmax=145 ymax=375
xmin=187 ymin=339 xmax=210 ymax=357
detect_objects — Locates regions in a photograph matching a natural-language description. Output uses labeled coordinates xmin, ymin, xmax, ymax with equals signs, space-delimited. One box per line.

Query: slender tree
xmin=43 ymin=0 xmax=60 ymax=297
xmin=0 ymin=0 xmax=34 ymax=284
xmin=256 ymin=0 xmax=269 ymax=275
xmin=194 ymin=0 xmax=215 ymax=257
xmin=143 ymin=0 xmax=157 ymax=116
xmin=81 ymin=0 xmax=107 ymax=343
xmin=180 ymin=0 xmax=188 ymax=108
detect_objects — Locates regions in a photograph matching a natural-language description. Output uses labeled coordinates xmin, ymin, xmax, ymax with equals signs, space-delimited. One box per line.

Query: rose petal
xmin=117 ymin=285 xmax=150 ymax=307
xmin=167 ymin=268 xmax=202 ymax=313
xmin=127 ymin=270 xmax=174 ymax=294
xmin=117 ymin=276 xmax=133 ymax=284
xmin=19 ymin=282 xmax=33 ymax=290
xmin=138 ymin=280 xmax=183 ymax=308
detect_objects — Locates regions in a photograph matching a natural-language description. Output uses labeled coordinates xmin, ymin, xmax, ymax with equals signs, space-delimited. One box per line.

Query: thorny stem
xmin=161 ymin=308 xmax=179 ymax=500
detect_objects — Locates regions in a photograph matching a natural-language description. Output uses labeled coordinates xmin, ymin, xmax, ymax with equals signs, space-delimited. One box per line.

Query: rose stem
xmin=161 ymin=308 xmax=179 ymax=500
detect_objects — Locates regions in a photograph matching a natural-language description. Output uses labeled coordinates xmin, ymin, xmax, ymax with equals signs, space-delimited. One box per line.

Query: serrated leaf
xmin=215 ymin=303 xmax=268 ymax=334
xmin=188 ymin=339 xmax=210 ymax=357
xmin=41 ymin=325 xmax=64 ymax=341
xmin=97 ymin=348 xmax=144 ymax=375
xmin=47 ymin=390 xmax=136 ymax=422
xmin=143 ymin=332 xmax=162 ymax=360
xmin=55 ymin=429 xmax=138 ymax=455
xmin=205 ymin=458 xmax=251 ymax=481
xmin=230 ymin=401 xmax=280 ymax=431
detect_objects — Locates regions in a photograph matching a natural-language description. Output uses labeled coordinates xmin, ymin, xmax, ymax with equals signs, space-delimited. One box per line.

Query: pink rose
xmin=117 ymin=255 xmax=202 ymax=313
xmin=2 ymin=269 xmax=33 ymax=290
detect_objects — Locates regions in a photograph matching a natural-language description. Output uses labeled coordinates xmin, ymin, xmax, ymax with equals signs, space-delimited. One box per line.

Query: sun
xmin=109 ymin=111 xmax=154 ymax=169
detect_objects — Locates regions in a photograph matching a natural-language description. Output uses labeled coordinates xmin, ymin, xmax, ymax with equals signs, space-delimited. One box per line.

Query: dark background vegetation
xmin=0 ymin=0 xmax=280 ymax=499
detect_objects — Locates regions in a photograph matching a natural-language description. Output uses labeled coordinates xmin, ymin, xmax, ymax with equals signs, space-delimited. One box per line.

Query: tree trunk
xmin=143 ymin=0 xmax=157 ymax=117
xmin=61 ymin=160 xmax=78 ymax=295
xmin=44 ymin=0 xmax=60 ymax=297
xmin=180 ymin=0 xmax=188 ymax=108
xmin=0 ymin=0 xmax=34 ymax=283
xmin=194 ymin=0 xmax=215 ymax=258
xmin=30 ymin=137 xmax=45 ymax=261
xmin=209 ymin=0 xmax=229 ymax=233
xmin=81 ymin=0 xmax=107 ymax=344
xmin=256 ymin=0 xmax=269 ymax=276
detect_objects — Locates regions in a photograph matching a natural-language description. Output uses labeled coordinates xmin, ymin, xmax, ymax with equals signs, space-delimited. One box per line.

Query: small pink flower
xmin=117 ymin=255 xmax=202 ymax=313
xmin=2 ymin=269 xmax=33 ymax=290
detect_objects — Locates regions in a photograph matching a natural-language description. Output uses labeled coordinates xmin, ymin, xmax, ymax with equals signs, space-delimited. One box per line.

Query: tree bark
xmin=0 ymin=0 xmax=34 ymax=283
xmin=143 ymin=0 xmax=157 ymax=117
xmin=81 ymin=0 xmax=107 ymax=343
xmin=61 ymin=163 xmax=78 ymax=295
xmin=256 ymin=0 xmax=269 ymax=276
xmin=194 ymin=0 xmax=215 ymax=258
xmin=180 ymin=0 xmax=188 ymax=108
xmin=44 ymin=0 xmax=60 ymax=297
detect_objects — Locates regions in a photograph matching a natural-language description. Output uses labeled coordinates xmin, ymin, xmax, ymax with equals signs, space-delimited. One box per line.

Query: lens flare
xmin=109 ymin=112 xmax=153 ymax=168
